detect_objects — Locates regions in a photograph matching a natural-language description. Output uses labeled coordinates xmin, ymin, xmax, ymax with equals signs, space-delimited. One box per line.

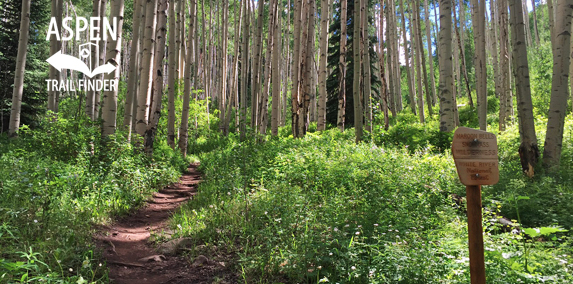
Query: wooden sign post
xmin=452 ymin=127 xmax=499 ymax=284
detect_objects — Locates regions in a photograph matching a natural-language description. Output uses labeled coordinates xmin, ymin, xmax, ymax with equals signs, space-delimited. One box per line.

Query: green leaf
xmin=517 ymin=196 xmax=530 ymax=200
xmin=538 ymin=226 xmax=568 ymax=236
xmin=523 ymin=228 xmax=540 ymax=238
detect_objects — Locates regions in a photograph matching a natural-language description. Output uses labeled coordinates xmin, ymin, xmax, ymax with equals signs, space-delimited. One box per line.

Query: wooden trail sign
xmin=452 ymin=127 xmax=499 ymax=185
xmin=452 ymin=127 xmax=500 ymax=284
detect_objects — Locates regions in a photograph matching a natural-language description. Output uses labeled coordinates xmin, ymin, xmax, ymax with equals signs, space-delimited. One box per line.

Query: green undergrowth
xmin=0 ymin=116 xmax=190 ymax=283
xmin=171 ymin=119 xmax=573 ymax=283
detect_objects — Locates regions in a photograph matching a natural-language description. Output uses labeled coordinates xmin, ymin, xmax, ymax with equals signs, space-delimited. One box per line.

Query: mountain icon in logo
xmin=46 ymin=43 xmax=116 ymax=78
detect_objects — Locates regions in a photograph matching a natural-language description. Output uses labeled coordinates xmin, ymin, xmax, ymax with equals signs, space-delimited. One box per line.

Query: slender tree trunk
xmin=239 ymin=0 xmax=250 ymax=140
xmin=251 ymin=0 xmax=265 ymax=131
xmin=167 ymin=0 xmax=177 ymax=148
xmin=412 ymin=3 xmax=425 ymax=123
xmin=453 ymin=0 xmax=473 ymax=107
xmin=271 ymin=0 xmax=281 ymax=136
xmin=337 ymin=0 xmax=348 ymax=131
xmin=179 ymin=0 xmax=196 ymax=154
xmin=124 ymin=0 xmax=143 ymax=141
xmin=225 ymin=0 xmax=243 ymax=135
xmin=392 ymin=2 xmax=403 ymax=112
xmin=136 ymin=0 xmax=159 ymax=138
xmin=317 ymin=0 xmax=330 ymax=131
xmin=8 ymin=0 xmax=31 ymax=136
xmin=144 ymin=0 xmax=167 ymax=151
xmin=543 ymin=0 xmax=573 ymax=171
xmin=292 ymin=0 xmax=304 ymax=137
xmin=424 ymin=0 xmax=436 ymax=112
xmin=508 ymin=0 xmax=539 ymax=175
xmin=471 ymin=0 xmax=487 ymax=130
xmin=259 ymin=0 xmax=276 ymax=136
xmin=298 ymin=0 xmax=313 ymax=137
xmin=499 ymin=0 xmax=511 ymax=130
xmin=86 ymin=0 xmax=101 ymax=120
xmin=378 ymin=0 xmax=389 ymax=129
xmin=219 ymin=0 xmax=229 ymax=133
xmin=399 ymin=0 xmax=417 ymax=115
xmin=353 ymin=0 xmax=363 ymax=142
xmin=48 ymin=0 xmax=62 ymax=114
xmin=362 ymin=0 xmax=372 ymax=133
xmin=438 ymin=0 xmax=456 ymax=132
xmin=95 ymin=0 xmax=108 ymax=120
xmin=386 ymin=0 xmax=397 ymax=117
xmin=548 ymin=0 xmax=556 ymax=46
xmin=531 ymin=0 xmax=540 ymax=45
xmin=101 ymin=0 xmax=125 ymax=137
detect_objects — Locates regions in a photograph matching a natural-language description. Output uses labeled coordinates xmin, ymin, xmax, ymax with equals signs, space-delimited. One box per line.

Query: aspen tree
xmin=378 ymin=0 xmax=389 ymax=129
xmin=386 ymin=0 xmax=397 ymax=117
xmin=135 ymin=0 xmax=159 ymax=137
xmin=438 ymin=0 xmax=456 ymax=132
xmin=531 ymin=0 xmax=540 ymax=45
xmin=167 ymin=0 xmax=177 ymax=148
xmin=144 ymin=0 xmax=167 ymax=150
xmin=240 ymin=0 xmax=250 ymax=140
xmin=424 ymin=0 xmax=436 ymax=111
xmin=101 ymin=0 xmax=125 ymax=137
xmin=8 ymin=0 xmax=31 ymax=136
xmin=508 ymin=0 xmax=539 ymax=174
xmin=499 ymin=0 xmax=511 ymax=130
xmin=353 ymin=0 xmax=363 ymax=142
xmin=86 ymin=0 xmax=101 ymax=120
xmin=251 ymin=0 xmax=265 ymax=130
xmin=95 ymin=0 xmax=108 ymax=120
xmin=317 ymin=0 xmax=330 ymax=131
xmin=412 ymin=2 xmax=425 ymax=123
xmin=361 ymin=0 xmax=372 ymax=133
xmin=453 ymin=0 xmax=473 ymax=106
xmin=124 ymin=0 xmax=143 ymax=132
xmin=399 ymin=0 xmax=416 ymax=115
xmin=271 ymin=0 xmax=281 ymax=136
xmin=470 ymin=0 xmax=487 ymax=130
xmin=259 ymin=0 xmax=276 ymax=136
xmin=219 ymin=0 xmax=229 ymax=134
xmin=543 ymin=0 xmax=573 ymax=171
xmin=179 ymin=0 xmax=196 ymax=154
xmin=225 ymin=0 xmax=243 ymax=135
xmin=337 ymin=0 xmax=348 ymax=131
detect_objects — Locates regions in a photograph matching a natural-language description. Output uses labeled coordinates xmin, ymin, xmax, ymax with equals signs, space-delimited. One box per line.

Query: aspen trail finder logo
xmin=45 ymin=16 xmax=118 ymax=92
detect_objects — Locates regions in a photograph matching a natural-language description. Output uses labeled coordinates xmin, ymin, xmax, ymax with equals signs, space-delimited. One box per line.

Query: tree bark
xmin=412 ymin=2 xmax=425 ymax=123
xmin=378 ymin=0 xmax=389 ymax=129
xmin=499 ymin=0 xmax=511 ymax=131
xmin=337 ymin=0 xmax=348 ymax=131
xmin=259 ymin=0 xmax=276 ymax=136
xmin=124 ymin=0 xmax=143 ymax=140
xmin=135 ymin=0 xmax=159 ymax=138
xmin=353 ymin=0 xmax=363 ymax=142
xmin=271 ymin=0 xmax=281 ymax=136
xmin=95 ymin=0 xmax=108 ymax=120
xmin=101 ymin=0 xmax=125 ymax=137
xmin=424 ymin=0 xmax=436 ymax=112
xmin=239 ymin=0 xmax=250 ymax=140
xmin=471 ymin=0 xmax=487 ymax=130
xmin=508 ymin=0 xmax=540 ymax=175
xmin=543 ymin=0 xmax=573 ymax=172
xmin=179 ymin=0 xmax=196 ymax=154
xmin=399 ymin=0 xmax=417 ymax=116
xmin=144 ymin=0 xmax=167 ymax=151
xmin=453 ymin=0 xmax=473 ymax=107
xmin=531 ymin=0 xmax=540 ymax=45
xmin=438 ymin=0 xmax=456 ymax=132
xmin=386 ymin=0 xmax=397 ymax=117
xmin=8 ymin=0 xmax=31 ymax=136
xmin=317 ymin=0 xmax=330 ymax=131
xmin=86 ymin=0 xmax=101 ymax=120
xmin=167 ymin=0 xmax=177 ymax=148
xmin=362 ymin=0 xmax=372 ymax=133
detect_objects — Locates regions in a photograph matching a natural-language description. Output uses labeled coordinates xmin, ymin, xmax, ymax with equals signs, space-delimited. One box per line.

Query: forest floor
xmin=93 ymin=164 xmax=237 ymax=284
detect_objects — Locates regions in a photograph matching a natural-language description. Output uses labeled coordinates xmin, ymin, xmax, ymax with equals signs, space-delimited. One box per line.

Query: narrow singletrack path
xmin=94 ymin=164 xmax=232 ymax=284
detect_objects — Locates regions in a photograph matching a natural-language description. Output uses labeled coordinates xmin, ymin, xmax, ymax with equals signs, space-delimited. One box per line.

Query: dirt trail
xmin=94 ymin=164 xmax=234 ymax=284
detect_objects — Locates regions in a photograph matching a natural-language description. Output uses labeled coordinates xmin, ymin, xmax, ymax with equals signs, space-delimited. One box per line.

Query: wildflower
xmin=334 ymin=227 xmax=338 ymax=232
xmin=69 ymin=268 xmax=73 ymax=272
xmin=357 ymin=225 xmax=362 ymax=228
xmin=355 ymin=232 xmax=360 ymax=235
xmin=34 ymin=220 xmax=38 ymax=223
xmin=373 ymin=224 xmax=379 ymax=227
xmin=351 ymin=266 xmax=356 ymax=270
xmin=345 ymin=224 xmax=350 ymax=228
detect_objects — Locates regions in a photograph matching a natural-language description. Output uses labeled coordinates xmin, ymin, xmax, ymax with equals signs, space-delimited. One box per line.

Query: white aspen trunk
xmin=239 ymin=0 xmax=250 ymax=140
xmin=470 ymin=0 xmax=487 ymax=130
xmin=144 ymin=0 xmax=167 ymax=151
xmin=362 ymin=0 xmax=372 ymax=133
xmin=399 ymin=0 xmax=417 ymax=115
xmin=178 ymin=0 xmax=186 ymax=80
xmin=543 ymin=0 xmax=573 ymax=171
xmin=509 ymin=0 xmax=539 ymax=174
xmin=8 ymin=0 xmax=31 ymax=136
xmin=438 ymin=0 xmax=456 ymax=132
xmin=282 ymin=0 xmax=291 ymax=127
xmin=225 ymin=0 xmax=243 ymax=135
xmin=95 ymin=0 xmax=108 ymax=120
xmin=531 ymin=0 xmax=540 ymax=45
xmin=298 ymin=0 xmax=312 ymax=137
xmin=259 ymin=0 xmax=276 ymax=136
xmin=291 ymin=0 xmax=304 ymax=137
xmin=219 ymin=0 xmax=229 ymax=134
xmin=378 ymin=0 xmax=389 ymax=129
xmin=86 ymin=0 xmax=101 ymax=120
xmin=392 ymin=2 xmax=403 ymax=111
xmin=135 ymin=0 xmax=159 ymax=138
xmin=179 ymin=0 xmax=196 ymax=154
xmin=251 ymin=0 xmax=265 ymax=131
xmin=167 ymin=0 xmax=177 ymax=148
xmin=499 ymin=0 xmax=510 ymax=130
xmin=424 ymin=0 xmax=436 ymax=111
xmin=271 ymin=0 xmax=281 ymax=136
xmin=353 ymin=0 xmax=363 ymax=142
xmin=317 ymin=0 xmax=330 ymax=131
xmin=386 ymin=0 xmax=396 ymax=117
xmin=337 ymin=0 xmax=348 ymax=131
xmin=101 ymin=0 xmax=124 ymax=137
xmin=412 ymin=3 xmax=425 ymax=123
xmin=124 ymin=0 xmax=143 ymax=139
